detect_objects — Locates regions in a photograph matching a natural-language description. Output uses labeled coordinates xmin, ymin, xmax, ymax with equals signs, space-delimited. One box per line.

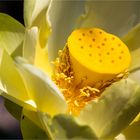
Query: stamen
xmin=53 ymin=28 xmax=131 ymax=115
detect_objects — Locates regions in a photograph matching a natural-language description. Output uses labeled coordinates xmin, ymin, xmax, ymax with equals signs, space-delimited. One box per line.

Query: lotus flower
xmin=0 ymin=0 xmax=140 ymax=139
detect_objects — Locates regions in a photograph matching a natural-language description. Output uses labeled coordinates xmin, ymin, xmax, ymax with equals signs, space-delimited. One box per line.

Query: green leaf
xmin=47 ymin=0 xmax=85 ymax=61
xmin=4 ymin=98 xmax=22 ymax=120
xmin=16 ymin=59 xmax=67 ymax=116
xmin=78 ymin=79 xmax=140 ymax=139
xmin=77 ymin=1 xmax=140 ymax=37
xmin=0 ymin=13 xmax=25 ymax=54
xmin=38 ymin=112 xmax=97 ymax=139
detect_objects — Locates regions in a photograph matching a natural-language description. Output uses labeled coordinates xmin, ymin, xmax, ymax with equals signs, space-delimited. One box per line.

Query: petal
xmin=16 ymin=59 xmax=67 ymax=116
xmin=123 ymin=23 xmax=140 ymax=72
xmin=21 ymin=110 xmax=48 ymax=139
xmin=78 ymin=79 xmax=140 ymax=138
xmin=122 ymin=119 xmax=140 ymax=139
xmin=23 ymin=27 xmax=53 ymax=76
xmin=24 ymin=0 xmax=53 ymax=75
xmin=34 ymin=41 xmax=53 ymax=76
xmin=129 ymin=71 xmax=140 ymax=85
xmin=0 ymin=51 xmax=35 ymax=110
xmin=0 ymin=13 xmax=25 ymax=54
xmin=123 ymin=23 xmax=140 ymax=83
xmin=77 ymin=1 xmax=140 ymax=37
xmin=47 ymin=0 xmax=85 ymax=61
xmin=24 ymin=0 xmax=51 ymax=49
xmin=24 ymin=0 xmax=50 ymax=27
xmin=23 ymin=27 xmax=38 ymax=63
xmin=4 ymin=98 xmax=22 ymax=121
xmin=38 ymin=112 xmax=97 ymax=139
xmin=21 ymin=110 xmax=97 ymax=139
xmin=0 ymin=50 xmax=29 ymax=102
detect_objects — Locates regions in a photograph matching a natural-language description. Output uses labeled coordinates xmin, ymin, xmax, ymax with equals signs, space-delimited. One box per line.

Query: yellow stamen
xmin=53 ymin=28 xmax=131 ymax=115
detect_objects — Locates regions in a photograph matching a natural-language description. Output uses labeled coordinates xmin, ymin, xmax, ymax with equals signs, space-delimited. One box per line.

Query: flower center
xmin=53 ymin=28 xmax=131 ymax=115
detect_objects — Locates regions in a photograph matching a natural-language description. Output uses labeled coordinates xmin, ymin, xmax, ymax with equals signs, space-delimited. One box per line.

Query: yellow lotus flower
xmin=0 ymin=0 xmax=140 ymax=139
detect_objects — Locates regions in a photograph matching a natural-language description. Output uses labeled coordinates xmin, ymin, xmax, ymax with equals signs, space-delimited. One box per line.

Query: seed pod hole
xmin=89 ymin=45 xmax=92 ymax=48
xmin=89 ymin=53 xmax=92 ymax=56
xmin=107 ymin=52 xmax=110 ymax=55
xmin=112 ymin=37 xmax=115 ymax=40
xmin=111 ymin=48 xmax=114 ymax=51
xmin=89 ymin=30 xmax=93 ymax=34
xmin=119 ymin=56 xmax=122 ymax=60
xmin=111 ymin=60 xmax=115 ymax=63
xmin=118 ymin=43 xmax=121 ymax=47
xmin=99 ymin=59 xmax=102 ymax=63
xmin=99 ymin=31 xmax=102 ymax=34
xmin=82 ymin=33 xmax=85 ymax=36
xmin=102 ymin=43 xmax=105 ymax=46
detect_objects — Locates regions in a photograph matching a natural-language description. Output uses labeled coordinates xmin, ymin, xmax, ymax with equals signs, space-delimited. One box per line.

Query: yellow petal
xmin=0 ymin=50 xmax=29 ymax=101
xmin=34 ymin=41 xmax=52 ymax=76
xmin=16 ymin=61 xmax=67 ymax=116
xmin=68 ymin=28 xmax=131 ymax=86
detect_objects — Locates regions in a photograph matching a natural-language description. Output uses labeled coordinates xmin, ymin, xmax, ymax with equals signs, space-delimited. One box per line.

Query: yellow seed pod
xmin=67 ymin=28 xmax=131 ymax=86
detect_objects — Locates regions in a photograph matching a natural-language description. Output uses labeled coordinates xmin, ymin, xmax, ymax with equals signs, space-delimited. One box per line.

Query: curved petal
xmin=23 ymin=27 xmax=38 ymax=63
xmin=24 ymin=0 xmax=51 ymax=48
xmin=16 ymin=59 xmax=67 ymax=116
xmin=24 ymin=0 xmax=50 ymax=27
xmin=129 ymin=71 xmax=140 ymax=85
xmin=24 ymin=0 xmax=53 ymax=75
xmin=122 ymin=23 xmax=140 ymax=83
xmin=0 ymin=50 xmax=29 ymax=102
xmin=77 ymin=1 xmax=140 ymax=37
xmin=23 ymin=27 xmax=52 ymax=76
xmin=38 ymin=112 xmax=97 ymax=139
xmin=47 ymin=0 xmax=85 ymax=61
xmin=78 ymin=79 xmax=140 ymax=138
xmin=0 ymin=51 xmax=36 ymax=110
xmin=34 ymin=41 xmax=53 ymax=76
xmin=0 ymin=13 xmax=25 ymax=55
xmin=123 ymin=23 xmax=140 ymax=72
xmin=21 ymin=110 xmax=49 ymax=139
xmin=122 ymin=119 xmax=140 ymax=139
